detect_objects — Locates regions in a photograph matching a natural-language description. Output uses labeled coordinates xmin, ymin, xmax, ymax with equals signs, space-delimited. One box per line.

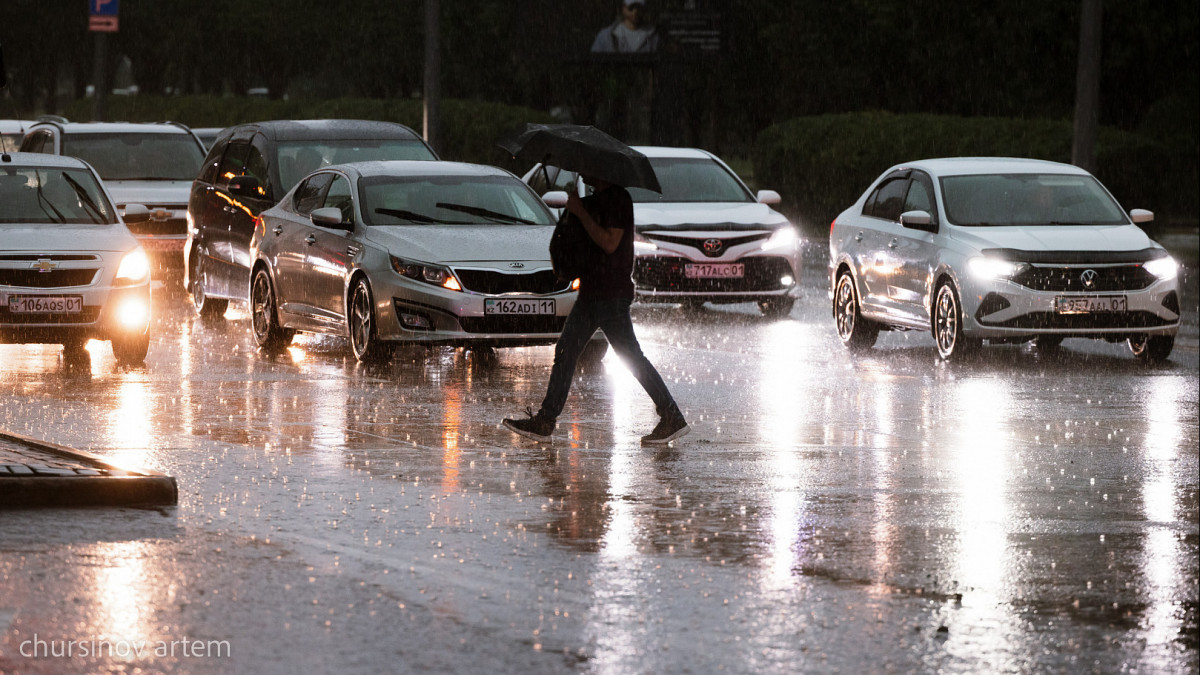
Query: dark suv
xmin=184 ymin=119 xmax=437 ymax=317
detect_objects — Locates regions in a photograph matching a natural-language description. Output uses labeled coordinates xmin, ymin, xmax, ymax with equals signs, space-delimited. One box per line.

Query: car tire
xmin=932 ymin=280 xmax=980 ymax=361
xmin=834 ymin=271 xmax=878 ymax=350
xmin=111 ymin=331 xmax=150 ymax=365
xmin=191 ymin=251 xmax=228 ymax=320
xmin=1128 ymin=334 xmax=1173 ymax=364
xmin=250 ymin=267 xmax=293 ymax=351
xmin=348 ymin=277 xmax=392 ymax=363
xmin=758 ymin=297 xmax=794 ymax=318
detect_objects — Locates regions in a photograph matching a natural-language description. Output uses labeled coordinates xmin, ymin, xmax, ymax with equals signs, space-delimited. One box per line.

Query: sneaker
xmin=641 ymin=414 xmax=690 ymax=445
xmin=503 ymin=407 xmax=555 ymax=442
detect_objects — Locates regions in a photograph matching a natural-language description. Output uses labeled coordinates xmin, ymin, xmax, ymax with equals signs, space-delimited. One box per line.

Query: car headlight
xmin=967 ymin=256 xmax=1024 ymax=281
xmin=115 ymin=248 xmax=150 ymax=285
xmin=633 ymin=233 xmax=658 ymax=253
xmin=763 ymin=226 xmax=798 ymax=251
xmin=390 ymin=255 xmax=462 ymax=291
xmin=1143 ymin=256 xmax=1178 ymax=280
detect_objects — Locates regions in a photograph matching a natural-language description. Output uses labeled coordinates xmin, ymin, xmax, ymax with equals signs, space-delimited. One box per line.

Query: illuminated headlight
xmin=1143 ymin=256 xmax=1178 ymax=280
xmin=967 ymin=256 xmax=1024 ymax=281
xmin=389 ymin=255 xmax=462 ymax=291
xmin=634 ymin=234 xmax=658 ymax=253
xmin=763 ymin=226 xmax=798 ymax=251
xmin=116 ymin=297 xmax=150 ymax=329
xmin=115 ymin=248 xmax=150 ymax=285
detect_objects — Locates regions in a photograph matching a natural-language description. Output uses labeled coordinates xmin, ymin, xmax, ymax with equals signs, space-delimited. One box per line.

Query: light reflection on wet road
xmin=1 ymin=243 xmax=1197 ymax=673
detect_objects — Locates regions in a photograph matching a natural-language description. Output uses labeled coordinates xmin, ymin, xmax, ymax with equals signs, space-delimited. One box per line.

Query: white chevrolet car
xmin=0 ymin=152 xmax=152 ymax=363
xmin=248 ymin=160 xmax=602 ymax=363
xmin=830 ymin=158 xmax=1180 ymax=363
xmin=524 ymin=146 xmax=801 ymax=316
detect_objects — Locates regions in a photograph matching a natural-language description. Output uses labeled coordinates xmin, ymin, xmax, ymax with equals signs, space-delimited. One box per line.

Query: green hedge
xmin=63 ymin=95 xmax=553 ymax=169
xmin=753 ymin=112 xmax=1193 ymax=236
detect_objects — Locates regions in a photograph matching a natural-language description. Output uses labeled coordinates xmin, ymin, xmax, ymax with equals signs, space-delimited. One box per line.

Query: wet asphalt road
xmin=1 ymin=241 xmax=1197 ymax=674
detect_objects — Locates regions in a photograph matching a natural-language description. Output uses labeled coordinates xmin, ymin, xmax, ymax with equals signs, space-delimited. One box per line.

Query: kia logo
xmin=1080 ymin=269 xmax=1098 ymax=289
xmin=703 ymin=239 xmax=724 ymax=254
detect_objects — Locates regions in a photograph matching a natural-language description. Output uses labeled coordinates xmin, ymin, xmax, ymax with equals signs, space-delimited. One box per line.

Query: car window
xmin=864 ymin=176 xmax=909 ymax=222
xmin=322 ymin=175 xmax=354 ymax=223
xmin=61 ymin=133 xmax=204 ymax=181
xmin=277 ymin=140 xmax=437 ymax=190
xmin=20 ymin=130 xmax=51 ymax=154
xmin=0 ymin=167 xmax=117 ymax=224
xmin=293 ymin=173 xmax=335 ymax=216
xmin=903 ymin=177 xmax=934 ymax=215
xmin=359 ymin=174 xmax=555 ymax=227
xmin=244 ymin=135 xmax=272 ymax=199
xmin=941 ymin=173 xmax=1128 ymax=226
xmin=198 ymin=136 xmax=229 ymax=184
xmin=626 ymin=157 xmax=753 ymax=203
xmin=217 ymin=139 xmax=251 ymax=185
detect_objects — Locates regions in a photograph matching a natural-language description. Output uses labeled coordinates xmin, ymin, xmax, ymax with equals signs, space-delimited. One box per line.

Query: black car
xmin=184 ymin=119 xmax=438 ymax=317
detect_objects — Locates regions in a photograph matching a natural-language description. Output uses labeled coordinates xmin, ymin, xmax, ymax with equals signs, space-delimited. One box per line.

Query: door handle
xmin=854 ymin=232 xmax=864 ymax=242
xmin=888 ymin=238 xmax=898 ymax=248
xmin=273 ymin=226 xmax=283 ymax=236
xmin=305 ymin=235 xmax=317 ymax=246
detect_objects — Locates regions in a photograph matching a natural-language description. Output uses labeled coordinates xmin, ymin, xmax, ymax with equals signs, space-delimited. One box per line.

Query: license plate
xmin=138 ymin=238 xmax=185 ymax=251
xmin=684 ymin=263 xmax=745 ymax=279
xmin=1054 ymin=295 xmax=1127 ymax=314
xmin=8 ymin=295 xmax=84 ymax=314
xmin=485 ymin=298 xmax=556 ymax=315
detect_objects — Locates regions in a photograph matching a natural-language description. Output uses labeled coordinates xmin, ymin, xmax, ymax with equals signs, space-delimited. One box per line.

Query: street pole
xmin=423 ymin=0 xmax=441 ymax=155
xmin=1071 ymin=0 xmax=1102 ymax=172
xmin=92 ymin=31 xmax=107 ymax=121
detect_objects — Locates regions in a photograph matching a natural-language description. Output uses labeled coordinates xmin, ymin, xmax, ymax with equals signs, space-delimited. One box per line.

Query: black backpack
xmin=549 ymin=206 xmax=605 ymax=282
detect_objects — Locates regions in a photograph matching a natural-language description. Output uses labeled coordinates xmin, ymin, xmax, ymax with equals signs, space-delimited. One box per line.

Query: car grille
xmin=1010 ymin=264 xmax=1155 ymax=292
xmin=452 ymin=268 xmax=568 ymax=295
xmin=0 ymin=306 xmax=101 ymax=324
xmin=634 ymin=256 xmax=793 ymax=292
xmin=646 ymin=232 xmax=771 ymax=258
xmin=458 ymin=315 xmax=567 ymax=334
xmin=0 ymin=269 xmax=100 ymax=288
xmin=980 ymin=311 xmax=1175 ymax=329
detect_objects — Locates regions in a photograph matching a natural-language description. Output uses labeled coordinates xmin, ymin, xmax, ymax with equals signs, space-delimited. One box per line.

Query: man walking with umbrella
xmin=498 ymin=126 xmax=688 ymax=445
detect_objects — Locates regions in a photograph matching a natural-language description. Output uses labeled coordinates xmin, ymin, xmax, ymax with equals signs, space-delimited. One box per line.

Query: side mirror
xmin=311 ymin=207 xmax=352 ymax=230
xmin=227 ymin=175 xmax=265 ymax=199
xmin=900 ymin=209 xmax=935 ymax=231
xmin=757 ymin=189 xmax=781 ymax=206
xmin=123 ymin=203 xmax=150 ymax=224
xmin=542 ymin=190 xmax=568 ymax=209
xmin=1129 ymin=208 xmax=1154 ymax=224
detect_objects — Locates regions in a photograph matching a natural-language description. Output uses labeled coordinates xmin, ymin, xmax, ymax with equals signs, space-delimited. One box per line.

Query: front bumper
xmin=0 ymin=283 xmax=152 ymax=344
xmin=633 ymin=254 xmax=799 ymax=304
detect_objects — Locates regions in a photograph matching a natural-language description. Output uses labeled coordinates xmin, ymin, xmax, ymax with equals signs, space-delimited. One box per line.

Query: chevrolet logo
xmin=32 ymin=258 xmax=56 ymax=273
xmin=150 ymin=208 xmax=173 ymax=221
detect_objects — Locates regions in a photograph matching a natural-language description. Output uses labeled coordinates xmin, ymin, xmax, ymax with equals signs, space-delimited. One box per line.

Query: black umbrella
xmin=497 ymin=123 xmax=662 ymax=193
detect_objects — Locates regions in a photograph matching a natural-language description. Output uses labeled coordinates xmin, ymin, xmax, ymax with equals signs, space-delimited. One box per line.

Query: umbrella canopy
xmin=497 ymin=123 xmax=662 ymax=193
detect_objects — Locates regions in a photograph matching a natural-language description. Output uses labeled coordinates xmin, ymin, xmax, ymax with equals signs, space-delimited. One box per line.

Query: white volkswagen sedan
xmin=829 ymin=157 xmax=1179 ymax=363
xmin=0 ymin=152 xmax=152 ymax=364
xmin=249 ymin=160 xmax=599 ymax=362
xmin=524 ymin=146 xmax=801 ymax=316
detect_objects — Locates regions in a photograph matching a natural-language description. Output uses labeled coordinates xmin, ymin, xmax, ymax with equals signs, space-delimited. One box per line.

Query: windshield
xmin=0 ymin=167 xmax=117 ymax=224
xmin=360 ymin=174 xmax=555 ymax=227
xmin=627 ymin=157 xmax=754 ymax=204
xmin=278 ymin=140 xmax=437 ymax=189
xmin=941 ymin=173 xmax=1128 ymax=226
xmin=63 ymin=133 xmax=204 ymax=181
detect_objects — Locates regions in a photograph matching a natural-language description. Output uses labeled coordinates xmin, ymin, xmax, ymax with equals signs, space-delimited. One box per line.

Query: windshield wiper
xmin=62 ymin=173 xmax=107 ymax=223
xmin=374 ymin=207 xmax=439 ymax=224
xmin=1047 ymin=220 xmax=1092 ymax=226
xmin=34 ymin=180 xmax=66 ymax=223
xmin=435 ymin=202 xmax=534 ymax=225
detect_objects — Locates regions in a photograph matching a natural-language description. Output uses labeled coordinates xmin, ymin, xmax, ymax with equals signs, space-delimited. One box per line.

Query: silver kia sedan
xmin=248 ymin=160 xmax=595 ymax=362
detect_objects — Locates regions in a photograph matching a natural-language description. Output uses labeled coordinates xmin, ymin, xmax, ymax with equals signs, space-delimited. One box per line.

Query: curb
xmin=0 ymin=429 xmax=178 ymax=509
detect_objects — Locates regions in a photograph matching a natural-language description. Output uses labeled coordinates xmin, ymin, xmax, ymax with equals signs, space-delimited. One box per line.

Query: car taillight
xmin=254 ymin=216 xmax=264 ymax=234
xmin=830 ymin=220 xmax=837 ymax=235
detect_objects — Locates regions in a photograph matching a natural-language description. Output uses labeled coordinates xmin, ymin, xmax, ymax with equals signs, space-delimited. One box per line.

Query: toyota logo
xmin=703 ymin=239 xmax=724 ymax=254
xmin=1080 ymin=269 xmax=1098 ymax=289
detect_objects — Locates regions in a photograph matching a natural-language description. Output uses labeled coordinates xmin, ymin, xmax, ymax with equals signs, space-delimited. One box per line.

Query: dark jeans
xmin=540 ymin=298 xmax=680 ymax=421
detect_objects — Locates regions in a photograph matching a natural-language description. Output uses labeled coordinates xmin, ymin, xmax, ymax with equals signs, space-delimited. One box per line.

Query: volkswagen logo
xmin=1080 ymin=269 xmax=1098 ymax=290
xmin=702 ymin=239 xmax=724 ymax=255
xmin=509 ymin=262 xmax=525 ymax=269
